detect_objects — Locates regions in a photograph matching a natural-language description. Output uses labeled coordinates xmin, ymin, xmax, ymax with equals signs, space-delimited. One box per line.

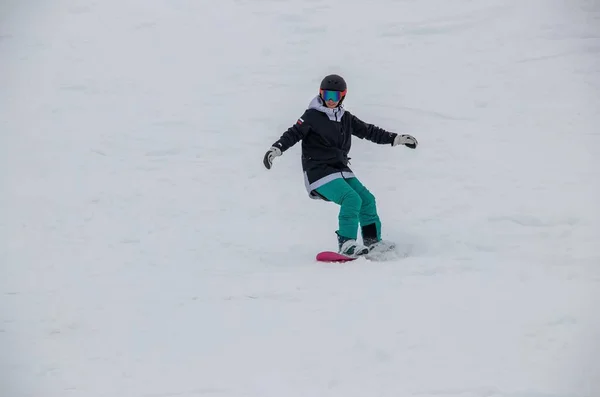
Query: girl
xmin=263 ymin=74 xmax=418 ymax=257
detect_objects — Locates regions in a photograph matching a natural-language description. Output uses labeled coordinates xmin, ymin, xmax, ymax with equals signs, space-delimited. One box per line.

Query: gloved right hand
xmin=263 ymin=147 xmax=282 ymax=169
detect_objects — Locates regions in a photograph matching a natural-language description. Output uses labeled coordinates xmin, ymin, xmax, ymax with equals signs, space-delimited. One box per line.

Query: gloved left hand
xmin=392 ymin=134 xmax=418 ymax=149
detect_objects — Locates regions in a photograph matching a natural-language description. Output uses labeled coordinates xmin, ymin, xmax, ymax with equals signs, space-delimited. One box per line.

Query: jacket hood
xmin=308 ymin=95 xmax=345 ymax=122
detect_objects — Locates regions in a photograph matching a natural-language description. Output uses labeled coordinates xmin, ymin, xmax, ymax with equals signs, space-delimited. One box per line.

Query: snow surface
xmin=1 ymin=0 xmax=600 ymax=396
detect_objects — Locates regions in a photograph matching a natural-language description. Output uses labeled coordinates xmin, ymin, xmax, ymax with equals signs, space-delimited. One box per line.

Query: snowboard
xmin=316 ymin=242 xmax=400 ymax=263
xmin=315 ymin=251 xmax=358 ymax=262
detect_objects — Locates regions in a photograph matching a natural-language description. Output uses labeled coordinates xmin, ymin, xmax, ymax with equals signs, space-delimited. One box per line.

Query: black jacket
xmin=271 ymin=96 xmax=396 ymax=198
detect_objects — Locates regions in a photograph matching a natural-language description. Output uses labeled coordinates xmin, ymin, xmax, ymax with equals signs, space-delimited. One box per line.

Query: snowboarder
xmin=263 ymin=74 xmax=418 ymax=257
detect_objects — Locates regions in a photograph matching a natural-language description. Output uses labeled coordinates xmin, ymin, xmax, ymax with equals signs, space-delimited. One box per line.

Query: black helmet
xmin=319 ymin=74 xmax=347 ymax=105
xmin=320 ymin=74 xmax=347 ymax=92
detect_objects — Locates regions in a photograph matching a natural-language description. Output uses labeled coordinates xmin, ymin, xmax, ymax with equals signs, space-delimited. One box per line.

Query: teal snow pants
xmin=315 ymin=177 xmax=381 ymax=241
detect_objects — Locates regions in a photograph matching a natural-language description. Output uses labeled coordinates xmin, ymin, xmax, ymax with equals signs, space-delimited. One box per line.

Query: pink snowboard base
xmin=315 ymin=251 xmax=357 ymax=262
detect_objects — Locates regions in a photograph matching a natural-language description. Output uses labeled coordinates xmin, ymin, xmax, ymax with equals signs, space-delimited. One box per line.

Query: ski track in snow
xmin=1 ymin=0 xmax=599 ymax=396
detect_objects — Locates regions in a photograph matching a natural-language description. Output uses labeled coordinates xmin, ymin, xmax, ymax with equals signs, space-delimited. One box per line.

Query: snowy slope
xmin=1 ymin=0 xmax=599 ymax=396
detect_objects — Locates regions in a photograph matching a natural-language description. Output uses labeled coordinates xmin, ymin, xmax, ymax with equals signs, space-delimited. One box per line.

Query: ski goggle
xmin=320 ymin=89 xmax=346 ymax=102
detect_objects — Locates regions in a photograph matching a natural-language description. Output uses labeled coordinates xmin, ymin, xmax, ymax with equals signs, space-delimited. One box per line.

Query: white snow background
xmin=1 ymin=0 xmax=599 ymax=396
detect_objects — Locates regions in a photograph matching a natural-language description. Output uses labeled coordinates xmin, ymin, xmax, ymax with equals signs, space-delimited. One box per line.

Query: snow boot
xmin=337 ymin=232 xmax=369 ymax=257
xmin=361 ymin=223 xmax=395 ymax=253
